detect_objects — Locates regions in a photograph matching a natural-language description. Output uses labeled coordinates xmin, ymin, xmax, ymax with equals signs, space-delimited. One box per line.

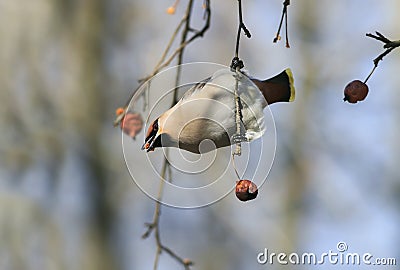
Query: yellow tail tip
xmin=284 ymin=68 xmax=295 ymax=102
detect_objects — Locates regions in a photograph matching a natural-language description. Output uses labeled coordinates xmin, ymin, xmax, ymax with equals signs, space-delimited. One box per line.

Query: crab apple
xmin=235 ymin=180 xmax=258 ymax=202
xmin=343 ymin=80 xmax=369 ymax=104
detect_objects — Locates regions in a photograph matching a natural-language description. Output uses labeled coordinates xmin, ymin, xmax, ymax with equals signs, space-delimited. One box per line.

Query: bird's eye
xmin=153 ymin=121 xmax=158 ymax=130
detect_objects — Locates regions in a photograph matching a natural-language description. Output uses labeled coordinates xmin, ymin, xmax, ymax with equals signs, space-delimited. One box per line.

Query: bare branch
xmin=366 ymin=31 xmax=391 ymax=43
xmin=234 ymin=0 xmax=251 ymax=59
xmin=133 ymin=1 xmax=211 ymax=269
xmin=273 ymin=0 xmax=291 ymax=48
xmin=364 ymin=31 xmax=399 ymax=83
xmin=113 ymin=1 xmax=211 ymax=127
xmin=231 ymin=0 xmax=251 ymax=156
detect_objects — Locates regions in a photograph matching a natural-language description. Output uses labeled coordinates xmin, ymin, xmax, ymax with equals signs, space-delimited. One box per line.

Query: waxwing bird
xmin=143 ymin=68 xmax=295 ymax=154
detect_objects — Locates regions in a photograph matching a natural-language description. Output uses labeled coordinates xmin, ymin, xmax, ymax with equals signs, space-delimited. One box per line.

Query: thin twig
xmin=155 ymin=19 xmax=186 ymax=71
xmin=140 ymin=1 xmax=211 ymax=270
xmin=231 ymin=154 xmax=241 ymax=179
xmin=364 ymin=31 xmax=400 ymax=83
xmin=234 ymin=0 xmax=251 ymax=58
xmin=273 ymin=0 xmax=290 ymax=48
xmin=231 ymin=0 xmax=250 ymax=156
xmin=284 ymin=0 xmax=290 ymax=48
xmin=143 ymin=152 xmax=194 ymax=270
xmin=112 ymin=19 xmax=185 ymax=126
xmin=173 ymin=0 xmax=195 ymax=104
xmin=113 ymin=1 xmax=211 ymax=127
xmin=233 ymin=71 xmax=242 ymax=156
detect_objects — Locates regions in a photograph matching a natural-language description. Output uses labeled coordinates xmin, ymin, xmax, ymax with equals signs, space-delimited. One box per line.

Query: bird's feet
xmin=231 ymin=133 xmax=248 ymax=144
xmin=230 ymin=57 xmax=244 ymax=71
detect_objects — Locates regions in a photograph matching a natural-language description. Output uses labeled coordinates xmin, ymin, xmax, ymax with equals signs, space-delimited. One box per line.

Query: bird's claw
xmin=230 ymin=57 xmax=244 ymax=71
xmin=232 ymin=133 xmax=248 ymax=144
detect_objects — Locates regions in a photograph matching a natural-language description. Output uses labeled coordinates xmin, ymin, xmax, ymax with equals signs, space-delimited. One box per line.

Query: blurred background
xmin=1 ymin=0 xmax=399 ymax=269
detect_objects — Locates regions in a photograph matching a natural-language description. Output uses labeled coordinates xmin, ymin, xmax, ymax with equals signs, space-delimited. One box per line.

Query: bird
xmin=142 ymin=68 xmax=295 ymax=154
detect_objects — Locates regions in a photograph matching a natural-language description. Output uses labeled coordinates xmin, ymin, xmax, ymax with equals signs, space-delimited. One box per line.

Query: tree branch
xmin=138 ymin=2 xmax=211 ymax=269
xmin=234 ymin=0 xmax=251 ymax=59
xmin=231 ymin=0 xmax=251 ymax=156
xmin=273 ymin=0 xmax=290 ymax=48
xmin=113 ymin=1 xmax=211 ymax=127
xmin=364 ymin=31 xmax=399 ymax=83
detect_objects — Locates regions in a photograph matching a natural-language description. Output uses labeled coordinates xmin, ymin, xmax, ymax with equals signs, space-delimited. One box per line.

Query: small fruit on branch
xmin=116 ymin=108 xmax=144 ymax=139
xmin=235 ymin=180 xmax=258 ymax=202
xmin=343 ymin=80 xmax=369 ymax=104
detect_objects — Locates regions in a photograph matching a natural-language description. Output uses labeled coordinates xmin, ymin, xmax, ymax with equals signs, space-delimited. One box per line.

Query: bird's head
xmin=142 ymin=109 xmax=179 ymax=152
xmin=142 ymin=118 xmax=163 ymax=152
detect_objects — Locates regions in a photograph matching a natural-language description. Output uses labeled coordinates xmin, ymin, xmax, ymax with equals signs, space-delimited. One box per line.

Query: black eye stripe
xmin=145 ymin=120 xmax=158 ymax=142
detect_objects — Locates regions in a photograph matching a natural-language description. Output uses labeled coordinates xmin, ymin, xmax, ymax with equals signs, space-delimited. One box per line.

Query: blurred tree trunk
xmin=55 ymin=1 xmax=117 ymax=269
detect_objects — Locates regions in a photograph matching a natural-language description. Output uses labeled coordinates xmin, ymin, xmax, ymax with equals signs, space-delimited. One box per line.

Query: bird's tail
xmin=252 ymin=68 xmax=295 ymax=105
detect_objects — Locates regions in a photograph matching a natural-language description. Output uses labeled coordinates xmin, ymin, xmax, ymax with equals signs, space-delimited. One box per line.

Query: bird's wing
xmin=179 ymin=76 xmax=212 ymax=102
xmin=175 ymin=69 xmax=267 ymax=142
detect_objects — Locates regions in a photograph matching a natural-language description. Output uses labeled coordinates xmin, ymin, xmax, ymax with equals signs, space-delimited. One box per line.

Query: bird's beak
xmin=141 ymin=133 xmax=158 ymax=152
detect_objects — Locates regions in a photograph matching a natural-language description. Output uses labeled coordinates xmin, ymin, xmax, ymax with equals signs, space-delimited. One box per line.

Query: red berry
xmin=115 ymin=107 xmax=125 ymax=116
xmin=343 ymin=80 xmax=369 ymax=103
xmin=235 ymin=180 xmax=258 ymax=202
xmin=166 ymin=6 xmax=175 ymax=14
xmin=182 ymin=259 xmax=193 ymax=266
xmin=121 ymin=112 xmax=143 ymax=139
